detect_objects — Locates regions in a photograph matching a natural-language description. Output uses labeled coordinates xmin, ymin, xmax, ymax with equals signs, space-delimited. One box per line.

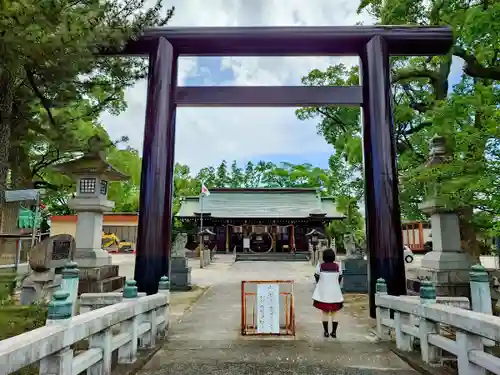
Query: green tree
xmin=297 ymin=0 xmax=500 ymax=255
xmin=0 ymin=0 xmax=174 ymax=228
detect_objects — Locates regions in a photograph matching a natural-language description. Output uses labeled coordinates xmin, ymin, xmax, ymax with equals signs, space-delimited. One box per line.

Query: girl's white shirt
xmin=312 ymin=262 xmax=344 ymax=303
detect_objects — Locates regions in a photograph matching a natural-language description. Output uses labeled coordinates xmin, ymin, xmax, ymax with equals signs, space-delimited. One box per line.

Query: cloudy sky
xmin=100 ymin=0 xmax=463 ymax=174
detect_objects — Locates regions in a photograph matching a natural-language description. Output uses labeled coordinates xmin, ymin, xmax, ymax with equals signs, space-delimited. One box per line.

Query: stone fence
xmin=375 ymin=265 xmax=500 ymax=375
xmin=0 ymin=277 xmax=171 ymax=375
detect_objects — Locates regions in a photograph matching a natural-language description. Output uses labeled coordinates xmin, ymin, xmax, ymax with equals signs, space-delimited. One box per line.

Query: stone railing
xmin=375 ymin=265 xmax=499 ymax=375
xmin=0 ymin=276 xmax=171 ymax=375
xmin=79 ymin=290 xmax=147 ymax=314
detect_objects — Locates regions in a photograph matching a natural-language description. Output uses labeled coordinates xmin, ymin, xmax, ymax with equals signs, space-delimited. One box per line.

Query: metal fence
xmin=241 ymin=280 xmax=295 ymax=336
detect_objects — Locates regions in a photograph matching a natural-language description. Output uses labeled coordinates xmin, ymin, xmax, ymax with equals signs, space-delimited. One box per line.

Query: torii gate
xmin=122 ymin=26 xmax=453 ymax=317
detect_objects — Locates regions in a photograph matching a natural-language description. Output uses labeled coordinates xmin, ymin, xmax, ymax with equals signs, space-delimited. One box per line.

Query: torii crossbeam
xmin=122 ymin=26 xmax=453 ymax=318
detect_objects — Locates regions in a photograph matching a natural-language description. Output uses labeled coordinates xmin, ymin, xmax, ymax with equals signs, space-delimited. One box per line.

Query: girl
xmin=312 ymin=248 xmax=344 ymax=338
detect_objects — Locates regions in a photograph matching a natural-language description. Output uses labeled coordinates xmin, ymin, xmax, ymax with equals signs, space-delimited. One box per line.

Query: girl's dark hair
xmin=322 ymin=248 xmax=336 ymax=263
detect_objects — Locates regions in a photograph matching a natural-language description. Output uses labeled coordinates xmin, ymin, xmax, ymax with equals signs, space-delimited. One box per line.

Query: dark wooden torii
xmin=121 ymin=26 xmax=453 ymax=317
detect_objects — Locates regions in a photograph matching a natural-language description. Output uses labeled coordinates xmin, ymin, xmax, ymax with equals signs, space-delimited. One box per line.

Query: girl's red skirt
xmin=313 ymin=300 xmax=344 ymax=312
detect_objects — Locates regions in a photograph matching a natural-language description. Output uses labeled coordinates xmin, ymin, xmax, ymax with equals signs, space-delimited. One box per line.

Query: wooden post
xmin=361 ymin=35 xmax=406 ymax=318
xmin=272 ymin=226 xmax=277 ymax=252
xmin=134 ymin=36 xmax=177 ymax=295
xmin=226 ymin=225 xmax=230 ymax=253
xmin=418 ymin=222 xmax=424 ymax=249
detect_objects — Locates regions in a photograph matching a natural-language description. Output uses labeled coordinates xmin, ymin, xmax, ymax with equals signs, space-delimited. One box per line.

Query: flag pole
xmin=199 ymin=189 xmax=204 ymax=268
xmin=200 ymin=192 xmax=203 ymax=234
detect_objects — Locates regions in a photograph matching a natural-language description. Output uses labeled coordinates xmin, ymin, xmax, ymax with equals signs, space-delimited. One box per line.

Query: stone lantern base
xmin=406 ymin=268 xmax=471 ymax=297
xmin=68 ymin=198 xmax=126 ymax=294
xmin=77 ymin=265 xmax=125 ymax=294
xmin=406 ymin=199 xmax=473 ymax=297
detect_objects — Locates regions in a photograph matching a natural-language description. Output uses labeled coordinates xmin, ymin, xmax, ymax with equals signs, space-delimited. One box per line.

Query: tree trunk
xmin=0 ymin=70 xmax=13 ymax=232
xmin=459 ymin=206 xmax=480 ymax=262
xmin=8 ymin=138 xmax=33 ymax=189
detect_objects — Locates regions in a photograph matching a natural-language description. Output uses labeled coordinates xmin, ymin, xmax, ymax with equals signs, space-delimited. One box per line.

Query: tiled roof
xmin=176 ymin=188 xmax=344 ymax=219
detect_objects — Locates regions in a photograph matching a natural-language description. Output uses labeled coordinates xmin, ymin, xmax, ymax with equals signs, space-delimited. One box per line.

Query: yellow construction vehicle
xmin=102 ymin=232 xmax=134 ymax=252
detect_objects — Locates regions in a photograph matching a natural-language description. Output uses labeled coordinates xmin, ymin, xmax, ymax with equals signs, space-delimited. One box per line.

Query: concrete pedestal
xmin=20 ymin=270 xmax=62 ymax=305
xmin=68 ymin=197 xmax=114 ymax=268
xmin=408 ymin=200 xmax=473 ymax=297
xmin=170 ymin=257 xmax=192 ymax=291
xmin=342 ymin=258 xmax=368 ymax=293
xmin=77 ymin=265 xmax=125 ymax=294
xmin=406 ymin=268 xmax=471 ymax=297
xmin=67 ymin=196 xmax=125 ymax=294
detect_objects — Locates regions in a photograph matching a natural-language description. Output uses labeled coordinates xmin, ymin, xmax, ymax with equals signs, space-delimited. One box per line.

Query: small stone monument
xmin=342 ymin=233 xmax=368 ymax=293
xmin=20 ymin=234 xmax=75 ymax=305
xmin=52 ymin=135 xmax=127 ymax=293
xmin=407 ymin=135 xmax=473 ymax=297
xmin=170 ymin=233 xmax=192 ymax=291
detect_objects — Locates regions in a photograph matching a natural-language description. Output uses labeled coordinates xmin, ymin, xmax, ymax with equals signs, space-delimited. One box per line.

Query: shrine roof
xmin=176 ymin=188 xmax=344 ymax=220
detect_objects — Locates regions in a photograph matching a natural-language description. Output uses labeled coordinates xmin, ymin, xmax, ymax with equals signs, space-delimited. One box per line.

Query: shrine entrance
xmin=123 ymin=26 xmax=453 ymax=317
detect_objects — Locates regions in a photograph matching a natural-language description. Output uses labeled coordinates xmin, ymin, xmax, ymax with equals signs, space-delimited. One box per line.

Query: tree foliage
xmin=0 ymin=0 xmax=175 ymax=228
xmin=296 ymin=0 xmax=500 ymax=255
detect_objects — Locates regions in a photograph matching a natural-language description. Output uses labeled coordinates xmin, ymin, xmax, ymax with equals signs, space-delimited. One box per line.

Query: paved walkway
xmin=137 ymin=258 xmax=416 ymax=375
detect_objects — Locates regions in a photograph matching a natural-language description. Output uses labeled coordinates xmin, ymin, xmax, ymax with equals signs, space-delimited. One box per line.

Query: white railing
xmin=375 ymin=265 xmax=500 ymax=375
xmin=0 ymin=290 xmax=169 ymax=375
xmin=376 ymin=294 xmax=500 ymax=374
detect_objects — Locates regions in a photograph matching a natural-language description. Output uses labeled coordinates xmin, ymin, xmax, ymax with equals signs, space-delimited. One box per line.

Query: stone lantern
xmin=306 ymin=229 xmax=324 ymax=252
xmin=198 ymin=228 xmax=215 ymax=248
xmin=52 ymin=136 xmax=128 ymax=293
xmin=197 ymin=228 xmax=215 ymax=269
xmin=408 ymin=134 xmax=473 ymax=297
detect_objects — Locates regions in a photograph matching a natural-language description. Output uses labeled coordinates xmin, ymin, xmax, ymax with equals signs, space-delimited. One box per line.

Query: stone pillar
xmin=412 ymin=199 xmax=473 ymax=297
xmin=342 ymin=234 xmax=368 ymax=293
xmin=118 ymin=280 xmax=139 ymax=364
xmin=170 ymin=233 xmax=192 ymax=291
xmin=70 ymin=207 xmax=112 ymax=268
xmin=157 ymin=275 xmax=171 ymax=338
xmin=470 ymin=264 xmax=494 ymax=346
xmin=361 ymin=36 xmax=406 ymax=318
xmin=68 ymin=193 xmax=125 ymax=293
xmin=39 ymin=292 xmax=74 ymax=374
xmin=123 ymin=280 xmax=138 ymax=299
xmin=135 ymin=37 xmax=178 ymax=295
xmin=60 ymin=261 xmax=79 ymax=317
xmin=420 ymin=280 xmax=437 ymax=305
xmin=375 ymin=279 xmax=390 ymax=340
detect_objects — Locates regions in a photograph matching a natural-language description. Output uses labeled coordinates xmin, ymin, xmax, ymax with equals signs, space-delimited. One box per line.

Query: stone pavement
xmin=136 ymin=259 xmax=417 ymax=375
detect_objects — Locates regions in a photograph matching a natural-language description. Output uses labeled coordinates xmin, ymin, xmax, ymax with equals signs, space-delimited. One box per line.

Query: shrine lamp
xmin=198 ymin=228 xmax=215 ymax=246
xmin=306 ymin=229 xmax=324 ymax=248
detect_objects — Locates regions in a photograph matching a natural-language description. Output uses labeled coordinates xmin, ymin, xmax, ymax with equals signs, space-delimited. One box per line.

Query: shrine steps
xmin=235 ymin=252 xmax=310 ymax=262
xmin=137 ymin=341 xmax=416 ymax=375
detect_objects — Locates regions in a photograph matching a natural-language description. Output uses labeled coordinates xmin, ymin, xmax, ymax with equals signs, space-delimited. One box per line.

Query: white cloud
xmin=99 ymin=0 xmax=373 ymax=173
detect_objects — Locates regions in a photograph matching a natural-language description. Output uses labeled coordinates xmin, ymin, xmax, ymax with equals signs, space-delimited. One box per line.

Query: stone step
xmin=144 ymin=362 xmax=414 ymax=375
xmin=235 ymin=253 xmax=310 ymax=262
xmin=137 ymin=341 xmax=416 ymax=375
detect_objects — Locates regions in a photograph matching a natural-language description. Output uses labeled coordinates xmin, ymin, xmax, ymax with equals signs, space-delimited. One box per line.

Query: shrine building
xmin=175 ymin=188 xmax=345 ymax=253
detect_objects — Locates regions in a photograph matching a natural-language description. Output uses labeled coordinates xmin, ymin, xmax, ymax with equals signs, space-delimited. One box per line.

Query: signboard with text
xmin=256 ymin=283 xmax=280 ymax=334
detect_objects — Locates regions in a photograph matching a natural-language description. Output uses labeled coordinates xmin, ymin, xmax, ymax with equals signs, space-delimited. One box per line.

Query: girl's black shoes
xmin=331 ymin=322 xmax=339 ymax=338
xmin=322 ymin=321 xmax=329 ymax=337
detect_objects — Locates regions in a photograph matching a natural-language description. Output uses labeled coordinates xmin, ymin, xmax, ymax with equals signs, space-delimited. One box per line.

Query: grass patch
xmin=0 ymin=274 xmax=47 ymax=375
